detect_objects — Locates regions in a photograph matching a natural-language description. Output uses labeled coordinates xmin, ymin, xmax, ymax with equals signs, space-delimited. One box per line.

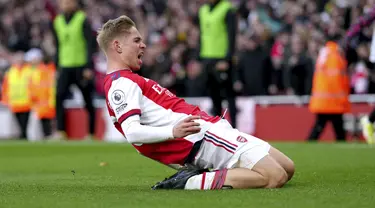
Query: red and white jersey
xmin=103 ymin=69 xmax=220 ymax=165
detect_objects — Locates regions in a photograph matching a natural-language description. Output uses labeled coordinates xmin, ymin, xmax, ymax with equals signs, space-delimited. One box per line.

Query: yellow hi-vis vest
xmin=5 ymin=65 xmax=33 ymax=112
xmin=53 ymin=10 xmax=87 ymax=68
xmin=199 ymin=0 xmax=233 ymax=59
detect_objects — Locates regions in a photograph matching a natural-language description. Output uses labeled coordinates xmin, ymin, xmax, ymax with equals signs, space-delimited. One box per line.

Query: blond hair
xmin=96 ymin=15 xmax=136 ymax=54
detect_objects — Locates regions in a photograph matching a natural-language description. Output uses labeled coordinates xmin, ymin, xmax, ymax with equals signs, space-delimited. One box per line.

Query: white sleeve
xmin=108 ymin=77 xmax=174 ymax=144
xmin=121 ymin=115 xmax=174 ymax=144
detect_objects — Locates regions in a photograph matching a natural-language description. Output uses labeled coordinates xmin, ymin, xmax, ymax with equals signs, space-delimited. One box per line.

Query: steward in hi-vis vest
xmin=51 ymin=0 xmax=96 ymax=140
xmin=307 ymin=40 xmax=350 ymax=142
xmin=24 ymin=48 xmax=56 ymax=138
xmin=198 ymin=0 xmax=237 ymax=128
xmin=1 ymin=52 xmax=33 ymax=139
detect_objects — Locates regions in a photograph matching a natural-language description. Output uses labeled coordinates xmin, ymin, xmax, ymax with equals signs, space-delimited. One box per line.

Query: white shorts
xmin=191 ymin=119 xmax=271 ymax=170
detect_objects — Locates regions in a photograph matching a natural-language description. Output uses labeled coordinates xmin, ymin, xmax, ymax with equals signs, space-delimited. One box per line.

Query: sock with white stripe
xmin=184 ymin=169 xmax=229 ymax=190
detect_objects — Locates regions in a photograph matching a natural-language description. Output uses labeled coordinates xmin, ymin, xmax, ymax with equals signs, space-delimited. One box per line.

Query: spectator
xmin=350 ymin=43 xmax=372 ymax=94
xmin=269 ymin=29 xmax=289 ymax=95
xmin=185 ymin=60 xmax=206 ymax=97
xmin=0 ymin=0 xmax=374 ymax=109
xmin=283 ymin=34 xmax=314 ymax=95
xmin=235 ymin=34 xmax=268 ymax=96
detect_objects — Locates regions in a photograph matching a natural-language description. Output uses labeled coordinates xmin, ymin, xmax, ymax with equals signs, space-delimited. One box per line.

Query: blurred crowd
xmin=0 ymin=0 xmax=375 ymax=98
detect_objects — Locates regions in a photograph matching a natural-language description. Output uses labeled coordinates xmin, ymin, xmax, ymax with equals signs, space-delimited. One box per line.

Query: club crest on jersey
xmin=111 ymin=90 xmax=125 ymax=105
xmin=236 ymin=136 xmax=247 ymax=143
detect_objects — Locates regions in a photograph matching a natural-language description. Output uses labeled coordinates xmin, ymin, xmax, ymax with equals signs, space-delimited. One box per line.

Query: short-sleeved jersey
xmin=103 ymin=69 xmax=220 ymax=165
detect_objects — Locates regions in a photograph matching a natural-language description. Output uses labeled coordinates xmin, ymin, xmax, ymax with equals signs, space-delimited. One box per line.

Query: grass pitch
xmin=0 ymin=141 xmax=374 ymax=208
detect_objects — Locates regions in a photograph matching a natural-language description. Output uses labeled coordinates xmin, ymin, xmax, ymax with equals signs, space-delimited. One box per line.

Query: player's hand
xmin=173 ymin=116 xmax=201 ymax=138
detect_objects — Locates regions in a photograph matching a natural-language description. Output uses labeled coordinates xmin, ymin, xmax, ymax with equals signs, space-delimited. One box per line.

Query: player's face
xmin=118 ymin=27 xmax=146 ymax=71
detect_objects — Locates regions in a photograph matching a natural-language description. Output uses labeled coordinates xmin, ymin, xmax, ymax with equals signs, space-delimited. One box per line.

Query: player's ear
xmin=113 ymin=40 xmax=122 ymax=54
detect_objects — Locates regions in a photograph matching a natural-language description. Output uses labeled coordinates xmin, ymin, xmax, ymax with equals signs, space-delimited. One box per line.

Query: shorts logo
xmin=115 ymin=103 xmax=128 ymax=114
xmin=236 ymin=136 xmax=247 ymax=143
xmin=111 ymin=90 xmax=125 ymax=105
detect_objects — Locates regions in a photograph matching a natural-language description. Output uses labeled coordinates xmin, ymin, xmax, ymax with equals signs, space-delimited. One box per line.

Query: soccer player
xmin=340 ymin=5 xmax=375 ymax=144
xmin=97 ymin=15 xmax=294 ymax=190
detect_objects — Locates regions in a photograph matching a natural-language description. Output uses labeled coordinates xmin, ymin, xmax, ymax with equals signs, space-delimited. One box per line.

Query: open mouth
xmin=137 ymin=52 xmax=144 ymax=66
xmin=138 ymin=52 xmax=144 ymax=59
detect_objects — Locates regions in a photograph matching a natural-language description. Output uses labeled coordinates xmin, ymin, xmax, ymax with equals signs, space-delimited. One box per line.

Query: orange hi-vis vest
xmin=1 ymin=64 xmax=33 ymax=113
xmin=30 ymin=63 xmax=56 ymax=119
xmin=309 ymin=41 xmax=350 ymax=114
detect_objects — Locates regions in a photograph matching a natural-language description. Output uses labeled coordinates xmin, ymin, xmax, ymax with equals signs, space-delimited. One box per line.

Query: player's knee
xmin=285 ymin=159 xmax=295 ymax=181
xmin=266 ymin=168 xmax=288 ymax=188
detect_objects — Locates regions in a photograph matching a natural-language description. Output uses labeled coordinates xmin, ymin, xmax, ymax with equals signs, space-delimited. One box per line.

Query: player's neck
xmin=106 ymin=60 xmax=132 ymax=74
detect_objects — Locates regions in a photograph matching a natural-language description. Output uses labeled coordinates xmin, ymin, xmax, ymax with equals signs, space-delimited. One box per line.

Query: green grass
xmin=0 ymin=141 xmax=374 ymax=208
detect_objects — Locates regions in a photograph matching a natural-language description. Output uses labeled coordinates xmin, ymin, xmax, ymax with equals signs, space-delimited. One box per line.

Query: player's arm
xmin=122 ymin=115 xmax=175 ymax=144
xmin=122 ymin=115 xmax=201 ymax=144
xmin=108 ymin=77 xmax=200 ymax=144
xmin=342 ymin=5 xmax=375 ymax=49
xmin=108 ymin=77 xmax=174 ymax=144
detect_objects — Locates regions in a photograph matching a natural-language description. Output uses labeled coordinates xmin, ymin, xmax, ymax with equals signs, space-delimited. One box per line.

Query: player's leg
xmin=183 ymin=153 xmax=288 ymax=189
xmin=229 ymin=141 xmax=289 ymax=188
xmin=184 ymin=136 xmax=289 ymax=189
xmin=157 ymin=160 xmax=285 ymax=190
xmin=268 ymin=146 xmax=295 ymax=181
xmin=153 ymin=143 xmax=287 ymax=190
xmin=361 ymin=108 xmax=375 ymax=144
xmin=233 ymin=130 xmax=295 ymax=182
xmin=153 ymin=120 xmax=292 ymax=190
xmin=225 ymin=155 xmax=288 ymax=189
xmin=307 ymin=113 xmax=328 ymax=141
xmin=196 ymin=121 xmax=291 ymax=189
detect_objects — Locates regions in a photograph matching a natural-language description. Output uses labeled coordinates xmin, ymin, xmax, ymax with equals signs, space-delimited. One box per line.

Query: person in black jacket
xmin=235 ymin=34 xmax=268 ymax=96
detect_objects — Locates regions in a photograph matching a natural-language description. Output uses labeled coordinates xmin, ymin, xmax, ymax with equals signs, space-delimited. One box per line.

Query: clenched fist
xmin=173 ymin=116 xmax=201 ymax=138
